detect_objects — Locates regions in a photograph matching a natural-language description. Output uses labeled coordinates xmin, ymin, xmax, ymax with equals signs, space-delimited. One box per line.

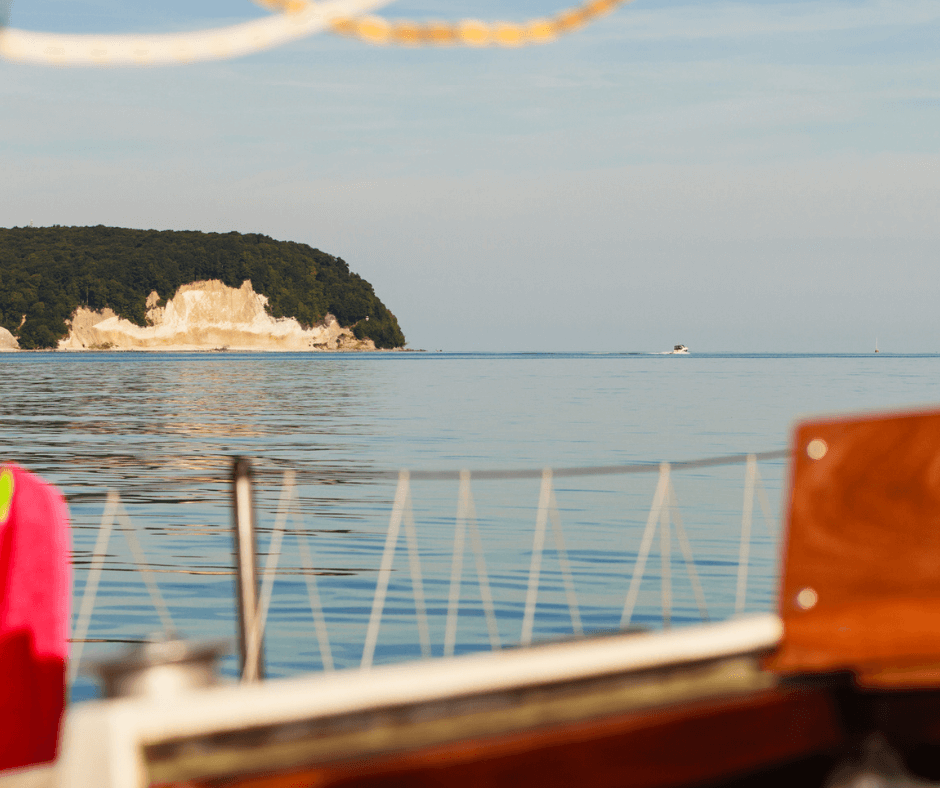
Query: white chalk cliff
xmin=0 ymin=327 xmax=18 ymax=351
xmin=57 ymin=280 xmax=376 ymax=351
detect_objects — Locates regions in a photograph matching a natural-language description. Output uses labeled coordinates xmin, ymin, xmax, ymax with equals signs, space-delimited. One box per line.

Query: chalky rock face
xmin=57 ymin=280 xmax=375 ymax=351
xmin=0 ymin=327 xmax=19 ymax=351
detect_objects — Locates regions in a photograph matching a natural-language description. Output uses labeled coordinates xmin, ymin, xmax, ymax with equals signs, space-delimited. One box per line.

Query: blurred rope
xmin=255 ymin=0 xmax=635 ymax=47
xmin=0 ymin=0 xmax=635 ymax=65
xmin=0 ymin=0 xmax=393 ymax=66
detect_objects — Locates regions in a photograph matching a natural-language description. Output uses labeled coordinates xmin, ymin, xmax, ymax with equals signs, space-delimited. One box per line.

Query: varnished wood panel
xmin=206 ymin=687 xmax=842 ymax=788
xmin=768 ymin=408 xmax=940 ymax=687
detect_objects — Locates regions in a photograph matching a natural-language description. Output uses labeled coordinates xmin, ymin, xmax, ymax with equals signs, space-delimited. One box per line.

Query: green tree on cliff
xmin=0 ymin=226 xmax=405 ymax=349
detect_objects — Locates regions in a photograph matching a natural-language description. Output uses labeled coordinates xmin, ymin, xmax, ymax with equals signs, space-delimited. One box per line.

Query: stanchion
xmin=233 ymin=457 xmax=265 ymax=681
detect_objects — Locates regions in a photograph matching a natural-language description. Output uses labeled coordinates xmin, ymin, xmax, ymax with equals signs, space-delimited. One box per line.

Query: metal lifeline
xmin=68 ymin=448 xmax=785 ymax=684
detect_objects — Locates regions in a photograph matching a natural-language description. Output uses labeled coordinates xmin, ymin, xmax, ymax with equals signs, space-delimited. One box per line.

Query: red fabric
xmin=0 ymin=464 xmax=70 ymax=771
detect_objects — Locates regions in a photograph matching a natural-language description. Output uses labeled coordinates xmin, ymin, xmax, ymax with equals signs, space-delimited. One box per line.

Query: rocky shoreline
xmin=33 ymin=280 xmax=379 ymax=353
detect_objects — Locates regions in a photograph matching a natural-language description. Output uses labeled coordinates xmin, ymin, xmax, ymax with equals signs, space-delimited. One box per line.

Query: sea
xmin=1 ymin=350 xmax=937 ymax=702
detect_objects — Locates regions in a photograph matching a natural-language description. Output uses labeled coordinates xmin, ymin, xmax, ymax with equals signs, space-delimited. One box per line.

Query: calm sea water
xmin=1 ymin=351 xmax=938 ymax=701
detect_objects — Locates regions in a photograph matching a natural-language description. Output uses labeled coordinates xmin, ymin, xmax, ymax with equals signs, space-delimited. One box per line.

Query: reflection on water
xmin=2 ymin=351 xmax=939 ymax=701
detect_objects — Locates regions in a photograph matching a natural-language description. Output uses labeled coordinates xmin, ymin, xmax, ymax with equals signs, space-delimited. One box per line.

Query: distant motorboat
xmin=671 ymin=344 xmax=689 ymax=354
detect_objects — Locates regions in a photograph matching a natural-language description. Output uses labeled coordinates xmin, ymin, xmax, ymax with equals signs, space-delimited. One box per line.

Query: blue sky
xmin=3 ymin=0 xmax=940 ymax=351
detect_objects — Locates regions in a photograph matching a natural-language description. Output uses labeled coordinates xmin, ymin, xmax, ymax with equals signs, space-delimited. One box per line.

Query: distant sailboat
xmin=875 ymin=338 xmax=880 ymax=354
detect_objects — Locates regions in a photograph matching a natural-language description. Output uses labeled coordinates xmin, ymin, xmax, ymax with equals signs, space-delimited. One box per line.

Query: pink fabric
xmin=0 ymin=464 xmax=70 ymax=771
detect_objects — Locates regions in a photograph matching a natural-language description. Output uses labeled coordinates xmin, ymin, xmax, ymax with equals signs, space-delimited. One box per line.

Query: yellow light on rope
xmin=255 ymin=0 xmax=635 ymax=47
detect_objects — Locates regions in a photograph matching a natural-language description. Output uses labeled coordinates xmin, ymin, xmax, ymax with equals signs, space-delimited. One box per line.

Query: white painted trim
xmin=54 ymin=614 xmax=782 ymax=788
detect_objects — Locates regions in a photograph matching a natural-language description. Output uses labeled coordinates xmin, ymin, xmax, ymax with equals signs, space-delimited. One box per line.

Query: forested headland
xmin=0 ymin=226 xmax=405 ymax=349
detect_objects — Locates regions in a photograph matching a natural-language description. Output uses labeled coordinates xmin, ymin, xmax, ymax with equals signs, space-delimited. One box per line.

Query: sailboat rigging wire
xmin=62 ymin=449 xmax=785 ymax=680
xmin=660 ymin=480 xmax=671 ymax=629
xmin=68 ymin=491 xmax=118 ymax=686
xmin=735 ymin=457 xmax=777 ymax=614
xmin=443 ymin=472 xmax=470 ymax=658
xmin=668 ymin=486 xmax=709 ymax=623
xmin=520 ymin=469 xmax=553 ymax=646
xmin=361 ymin=470 xmax=408 ymax=670
xmin=548 ymin=483 xmax=583 ymax=637
xmin=402 ymin=485 xmax=432 ymax=660
xmin=468 ymin=492 xmax=502 ymax=653
xmin=243 ymin=472 xmax=291 ymax=681
xmin=69 ymin=491 xmax=175 ymax=684
xmin=289 ymin=482 xmax=335 ymax=671
xmin=358 ymin=468 xmax=432 ymax=666
xmin=735 ymin=455 xmax=757 ymax=615
xmin=621 ymin=463 xmax=670 ymax=630
xmin=115 ymin=501 xmax=176 ymax=637
xmin=443 ymin=470 xmax=503 ymax=655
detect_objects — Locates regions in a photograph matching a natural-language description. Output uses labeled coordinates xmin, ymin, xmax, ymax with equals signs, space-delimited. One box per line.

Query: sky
xmin=2 ymin=0 xmax=940 ymax=352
